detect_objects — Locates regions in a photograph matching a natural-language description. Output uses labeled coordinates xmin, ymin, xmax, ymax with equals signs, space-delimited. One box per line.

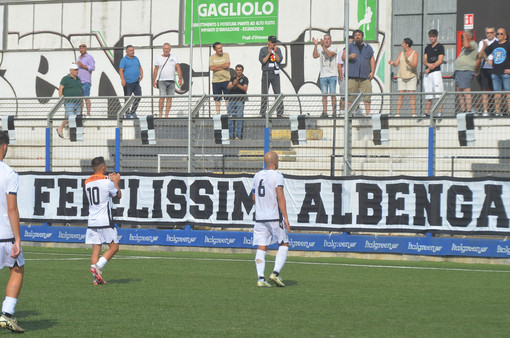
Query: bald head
xmin=264 ymin=151 xmax=279 ymax=169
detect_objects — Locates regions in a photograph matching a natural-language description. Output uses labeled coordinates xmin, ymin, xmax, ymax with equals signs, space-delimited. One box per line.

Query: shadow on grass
xmin=280 ymin=279 xmax=298 ymax=287
xmin=106 ymin=278 xmax=142 ymax=284
xmin=20 ymin=319 xmax=57 ymax=331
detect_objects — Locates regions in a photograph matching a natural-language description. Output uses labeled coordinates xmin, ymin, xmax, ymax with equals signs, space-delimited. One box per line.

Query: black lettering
xmin=356 ymin=183 xmax=382 ymax=225
xmin=34 ymin=178 xmax=54 ymax=216
xmin=152 ymin=180 xmax=164 ymax=219
xmin=476 ymin=184 xmax=509 ymax=228
xmin=232 ymin=181 xmax=253 ymax=220
xmin=80 ymin=179 xmax=89 ymax=217
xmin=127 ymin=179 xmax=148 ymax=218
xmin=414 ymin=184 xmax=443 ymax=226
xmin=386 ymin=183 xmax=409 ymax=225
xmin=190 ymin=180 xmax=213 ymax=220
xmin=56 ymin=178 xmax=78 ymax=217
xmin=166 ymin=179 xmax=187 ymax=219
xmin=112 ymin=179 xmax=125 ymax=217
xmin=447 ymin=185 xmax=472 ymax=227
xmin=297 ymin=183 xmax=328 ymax=224
xmin=331 ymin=183 xmax=352 ymax=224
xmin=216 ymin=181 xmax=229 ymax=220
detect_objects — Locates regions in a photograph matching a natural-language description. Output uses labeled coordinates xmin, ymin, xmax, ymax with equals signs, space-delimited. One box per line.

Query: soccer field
xmin=1 ymin=246 xmax=509 ymax=337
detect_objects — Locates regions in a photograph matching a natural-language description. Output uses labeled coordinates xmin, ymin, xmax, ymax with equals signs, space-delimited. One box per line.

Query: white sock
xmin=255 ymin=249 xmax=266 ymax=279
xmin=273 ymin=245 xmax=289 ymax=274
xmin=2 ymin=297 xmax=17 ymax=315
xmin=96 ymin=256 xmax=108 ymax=270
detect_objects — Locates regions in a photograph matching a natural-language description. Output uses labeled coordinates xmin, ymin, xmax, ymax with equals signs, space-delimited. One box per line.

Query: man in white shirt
xmin=84 ymin=156 xmax=122 ymax=285
xmin=476 ymin=27 xmax=498 ymax=116
xmin=252 ymin=151 xmax=291 ymax=287
xmin=153 ymin=43 xmax=183 ymax=117
xmin=313 ymin=34 xmax=338 ymax=117
xmin=0 ymin=131 xmax=25 ymax=333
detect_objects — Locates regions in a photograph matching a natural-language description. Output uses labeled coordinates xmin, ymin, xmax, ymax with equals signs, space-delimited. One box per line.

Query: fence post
xmin=115 ymin=127 xmax=120 ymax=172
xmin=46 ymin=97 xmax=65 ymax=172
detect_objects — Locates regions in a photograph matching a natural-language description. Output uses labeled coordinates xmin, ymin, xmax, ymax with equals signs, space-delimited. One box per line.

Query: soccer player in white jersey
xmin=252 ymin=151 xmax=291 ymax=287
xmin=84 ymin=156 xmax=122 ymax=285
xmin=0 ymin=131 xmax=25 ymax=333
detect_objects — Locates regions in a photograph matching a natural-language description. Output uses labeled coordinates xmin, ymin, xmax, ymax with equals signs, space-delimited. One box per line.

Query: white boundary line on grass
xmin=25 ymin=252 xmax=510 ymax=274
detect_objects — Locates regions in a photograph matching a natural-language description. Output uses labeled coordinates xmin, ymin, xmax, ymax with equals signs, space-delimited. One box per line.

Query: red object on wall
xmin=456 ymin=31 xmax=476 ymax=57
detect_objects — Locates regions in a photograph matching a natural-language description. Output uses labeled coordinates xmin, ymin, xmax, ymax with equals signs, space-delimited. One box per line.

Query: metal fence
xmin=1 ymin=91 xmax=509 ymax=177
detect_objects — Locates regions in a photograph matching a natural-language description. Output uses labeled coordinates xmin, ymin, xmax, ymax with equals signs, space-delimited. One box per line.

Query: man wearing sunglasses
xmin=482 ymin=28 xmax=510 ymax=116
xmin=476 ymin=27 xmax=497 ymax=116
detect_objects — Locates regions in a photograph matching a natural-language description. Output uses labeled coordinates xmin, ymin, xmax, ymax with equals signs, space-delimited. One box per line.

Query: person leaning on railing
xmin=57 ymin=64 xmax=83 ymax=139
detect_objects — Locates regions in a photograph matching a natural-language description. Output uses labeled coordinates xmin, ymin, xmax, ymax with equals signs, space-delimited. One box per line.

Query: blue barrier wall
xmin=20 ymin=225 xmax=510 ymax=259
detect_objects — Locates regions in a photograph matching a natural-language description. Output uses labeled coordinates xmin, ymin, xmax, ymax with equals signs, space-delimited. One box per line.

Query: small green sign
xmin=185 ymin=0 xmax=279 ymax=44
xmin=357 ymin=0 xmax=377 ymax=41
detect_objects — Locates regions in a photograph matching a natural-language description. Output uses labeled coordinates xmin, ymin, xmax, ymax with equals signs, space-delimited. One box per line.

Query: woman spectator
xmin=389 ymin=38 xmax=419 ymax=117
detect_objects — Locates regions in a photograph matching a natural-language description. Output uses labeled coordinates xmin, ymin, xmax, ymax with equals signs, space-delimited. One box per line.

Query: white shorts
xmin=253 ymin=221 xmax=289 ymax=246
xmin=85 ymin=227 xmax=119 ymax=245
xmin=397 ymin=77 xmax=417 ymax=91
xmin=423 ymin=71 xmax=444 ymax=100
xmin=0 ymin=241 xmax=25 ymax=269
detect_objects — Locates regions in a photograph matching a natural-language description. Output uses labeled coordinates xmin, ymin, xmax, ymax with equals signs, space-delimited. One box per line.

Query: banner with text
xmin=18 ymin=173 xmax=510 ymax=235
xmin=185 ymin=0 xmax=278 ymax=44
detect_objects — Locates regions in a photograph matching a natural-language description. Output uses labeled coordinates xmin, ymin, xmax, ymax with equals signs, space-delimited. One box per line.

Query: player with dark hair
xmin=84 ymin=156 xmax=122 ymax=285
xmin=252 ymin=151 xmax=291 ymax=287
xmin=0 ymin=131 xmax=25 ymax=332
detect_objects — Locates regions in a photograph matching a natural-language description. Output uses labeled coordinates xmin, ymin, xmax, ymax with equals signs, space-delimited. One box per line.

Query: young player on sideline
xmin=0 ymin=131 xmax=25 ymax=333
xmin=252 ymin=151 xmax=291 ymax=287
xmin=84 ymin=157 xmax=122 ymax=285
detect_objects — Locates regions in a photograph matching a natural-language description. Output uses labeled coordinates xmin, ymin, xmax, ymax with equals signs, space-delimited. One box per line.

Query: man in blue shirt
xmin=343 ymin=29 xmax=375 ymax=115
xmin=119 ymin=45 xmax=143 ymax=118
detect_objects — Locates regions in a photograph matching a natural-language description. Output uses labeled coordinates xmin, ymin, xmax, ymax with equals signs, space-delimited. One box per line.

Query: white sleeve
xmin=7 ymin=170 xmax=19 ymax=195
xmin=276 ymin=172 xmax=284 ymax=188
xmin=108 ymin=180 xmax=118 ymax=197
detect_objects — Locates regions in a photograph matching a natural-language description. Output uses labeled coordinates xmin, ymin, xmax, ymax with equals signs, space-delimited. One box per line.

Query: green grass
xmin=1 ymin=246 xmax=509 ymax=337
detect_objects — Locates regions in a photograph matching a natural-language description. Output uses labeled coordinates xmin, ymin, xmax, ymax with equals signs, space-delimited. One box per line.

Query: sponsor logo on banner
xmin=289 ymin=239 xmax=316 ymax=249
xmin=128 ymin=234 xmax=159 ymax=243
xmin=243 ymin=237 xmax=253 ymax=245
xmin=323 ymin=239 xmax=357 ymax=250
xmin=204 ymin=236 xmax=236 ymax=246
xmin=407 ymin=242 xmax=443 ymax=254
xmin=496 ymin=245 xmax=510 ymax=255
xmin=365 ymin=240 xmax=399 ymax=251
xmin=58 ymin=231 xmax=86 ymax=241
xmin=24 ymin=230 xmax=53 ymax=240
xmin=166 ymin=235 xmax=197 ymax=245
xmin=451 ymin=243 xmax=488 ymax=255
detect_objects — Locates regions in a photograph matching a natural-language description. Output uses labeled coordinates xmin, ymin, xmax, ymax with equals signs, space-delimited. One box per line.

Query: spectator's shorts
xmin=320 ymin=76 xmax=338 ymax=94
xmin=64 ymin=102 xmax=81 ymax=117
xmin=212 ymin=81 xmax=230 ymax=101
xmin=477 ymin=68 xmax=493 ymax=90
xmin=348 ymin=78 xmax=372 ymax=102
xmin=397 ymin=77 xmax=417 ymax=91
xmin=455 ymin=70 xmax=475 ymax=90
xmin=158 ymin=80 xmax=176 ymax=96
xmin=423 ymin=71 xmax=444 ymax=100
xmin=82 ymin=82 xmax=91 ymax=96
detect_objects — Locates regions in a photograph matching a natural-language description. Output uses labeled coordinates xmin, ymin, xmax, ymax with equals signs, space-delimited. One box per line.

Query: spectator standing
xmin=57 ymin=64 xmax=82 ymax=138
xmin=313 ymin=34 xmax=338 ymax=117
xmin=482 ymin=28 xmax=510 ymax=116
xmin=252 ymin=151 xmax=290 ymax=288
xmin=209 ymin=42 xmax=231 ymax=114
xmin=76 ymin=43 xmax=95 ymax=115
xmin=337 ymin=35 xmax=354 ymax=114
xmin=0 ymin=131 xmax=25 ymax=333
xmin=388 ymin=38 xmax=418 ymax=117
xmin=259 ymin=35 xmax=284 ymax=117
xmin=343 ymin=29 xmax=375 ymax=115
xmin=454 ymin=30 xmax=478 ymax=113
xmin=119 ymin=45 xmax=143 ymax=118
xmin=153 ymin=43 xmax=183 ymax=117
xmin=227 ymin=64 xmax=249 ymax=140
xmin=85 ymin=156 xmax=122 ymax=285
xmin=422 ymin=29 xmax=445 ymax=117
xmin=476 ymin=27 xmax=498 ymax=116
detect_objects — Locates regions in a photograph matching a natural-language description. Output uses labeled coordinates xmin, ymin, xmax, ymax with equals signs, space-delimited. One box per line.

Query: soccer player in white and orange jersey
xmin=0 ymin=131 xmax=25 ymax=333
xmin=84 ymin=156 xmax=122 ymax=285
xmin=252 ymin=151 xmax=291 ymax=287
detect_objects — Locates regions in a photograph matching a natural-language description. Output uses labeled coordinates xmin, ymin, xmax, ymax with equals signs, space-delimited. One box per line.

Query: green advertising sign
xmin=185 ymin=0 xmax=278 ymax=44
xmin=357 ymin=0 xmax=377 ymax=41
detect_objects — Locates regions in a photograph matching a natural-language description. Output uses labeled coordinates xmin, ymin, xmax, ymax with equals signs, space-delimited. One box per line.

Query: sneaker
xmin=0 ymin=314 xmax=24 ymax=333
xmin=320 ymin=112 xmax=328 ymax=118
xmin=483 ymin=111 xmax=489 ymax=117
xmin=436 ymin=112 xmax=442 ymax=118
xmin=269 ymin=272 xmax=285 ymax=287
xmin=90 ymin=265 xmax=106 ymax=285
xmin=131 ymin=112 xmax=138 ymax=118
xmin=257 ymin=279 xmax=271 ymax=287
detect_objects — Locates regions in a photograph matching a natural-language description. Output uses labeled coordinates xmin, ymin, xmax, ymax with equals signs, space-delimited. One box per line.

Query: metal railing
xmin=1 ymin=91 xmax=509 ymax=177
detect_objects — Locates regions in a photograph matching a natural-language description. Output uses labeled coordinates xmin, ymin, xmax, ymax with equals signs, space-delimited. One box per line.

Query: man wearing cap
xmin=259 ymin=35 xmax=284 ymax=117
xmin=57 ymin=64 xmax=82 ymax=138
xmin=76 ymin=44 xmax=95 ymax=115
